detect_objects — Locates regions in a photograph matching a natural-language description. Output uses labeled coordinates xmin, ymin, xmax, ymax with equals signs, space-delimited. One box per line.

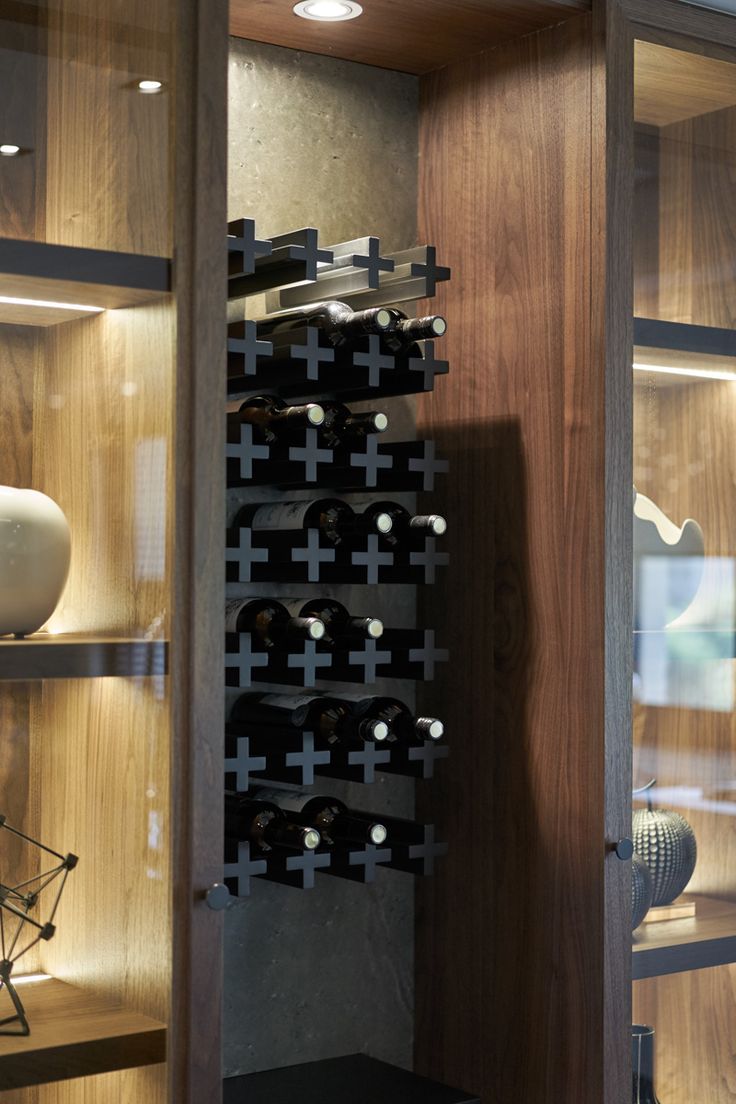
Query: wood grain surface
xmin=0 ymin=977 xmax=165 ymax=1091
xmin=168 ymin=0 xmax=228 ymax=1101
xmin=635 ymin=41 xmax=736 ymax=127
xmin=230 ymin=0 xmax=590 ymax=75
xmin=633 ymin=895 xmax=736 ymax=978
xmin=634 ymin=965 xmax=736 ymax=1103
xmin=414 ymin=11 xmax=631 ymax=1101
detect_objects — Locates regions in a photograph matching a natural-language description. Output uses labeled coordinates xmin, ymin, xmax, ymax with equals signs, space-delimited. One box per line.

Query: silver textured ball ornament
xmin=632 ymin=784 xmax=697 ymax=907
xmin=632 ymin=851 xmax=653 ymax=930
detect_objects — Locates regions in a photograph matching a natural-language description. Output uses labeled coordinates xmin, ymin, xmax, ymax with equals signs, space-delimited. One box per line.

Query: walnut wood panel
xmin=634 ymin=966 xmax=736 ymax=1103
xmin=168 ymin=0 xmax=227 ymax=1101
xmin=0 ymin=978 xmax=165 ymax=1091
xmin=44 ymin=0 xmax=172 ymax=256
xmin=230 ymin=0 xmax=590 ymax=75
xmin=415 ymin=11 xmax=630 ymax=1102
xmin=635 ymin=41 xmax=736 ymax=126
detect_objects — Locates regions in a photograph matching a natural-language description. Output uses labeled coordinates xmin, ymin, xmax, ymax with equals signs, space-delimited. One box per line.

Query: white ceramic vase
xmin=0 ymin=487 xmax=71 ymax=637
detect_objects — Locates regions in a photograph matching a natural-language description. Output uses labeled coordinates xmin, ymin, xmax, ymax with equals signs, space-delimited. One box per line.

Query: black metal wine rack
xmin=227 ymin=426 xmax=448 ymax=492
xmin=226 ymin=726 xmax=449 ymax=789
xmin=226 ymin=528 xmax=449 ymax=585
xmin=223 ymin=219 xmax=451 ymax=895
xmin=225 ymin=629 xmax=448 ymax=688
xmin=224 ymin=821 xmax=448 ymax=895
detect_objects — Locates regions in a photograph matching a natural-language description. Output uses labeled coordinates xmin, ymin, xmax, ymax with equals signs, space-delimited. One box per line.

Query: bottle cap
xmin=303 ymin=828 xmax=321 ymax=851
xmin=371 ymin=720 xmax=389 ymax=742
xmin=307 ymin=404 xmax=326 ymax=427
xmin=366 ymin=618 xmax=384 ymax=639
xmin=431 ymin=316 xmax=448 ymax=337
xmin=376 ymin=308 xmax=392 ymax=331
xmin=376 ymin=512 xmax=393 ymax=535
xmin=306 ymin=618 xmax=326 ymax=641
xmin=373 ymin=412 xmax=389 ymax=432
xmin=369 ymin=823 xmax=388 ymax=846
xmin=417 ymin=717 xmax=444 ymax=741
xmin=429 ymin=515 xmax=448 ymax=536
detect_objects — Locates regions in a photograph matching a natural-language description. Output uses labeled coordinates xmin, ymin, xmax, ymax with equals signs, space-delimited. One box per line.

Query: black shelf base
xmin=224 ymin=1055 xmax=479 ymax=1104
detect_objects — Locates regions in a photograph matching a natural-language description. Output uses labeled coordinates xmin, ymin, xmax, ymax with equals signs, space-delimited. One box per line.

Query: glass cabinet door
xmin=632 ymin=34 xmax=736 ymax=1104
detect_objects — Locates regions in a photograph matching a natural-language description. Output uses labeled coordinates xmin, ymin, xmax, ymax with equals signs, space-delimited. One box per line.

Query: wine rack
xmin=226 ymin=527 xmax=448 ymax=586
xmin=227 ymin=428 xmax=448 ymax=491
xmin=223 ymin=218 xmax=451 ymax=895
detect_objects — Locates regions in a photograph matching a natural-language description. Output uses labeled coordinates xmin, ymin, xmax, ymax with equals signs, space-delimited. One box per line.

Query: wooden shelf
xmin=0 ymin=634 xmax=168 ymax=680
xmin=224 ymin=1054 xmax=479 ymax=1104
xmin=633 ymin=316 xmax=736 ymax=385
xmin=0 ymin=238 xmax=171 ymax=326
xmin=633 ymin=896 xmax=736 ymax=980
xmin=0 ymin=976 xmax=166 ymax=1090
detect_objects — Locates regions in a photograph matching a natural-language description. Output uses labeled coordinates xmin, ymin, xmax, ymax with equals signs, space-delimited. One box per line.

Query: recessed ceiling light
xmin=0 ymin=145 xmax=21 ymax=157
xmin=137 ymin=79 xmax=164 ymax=94
xmin=293 ymin=1 xmax=363 ymax=21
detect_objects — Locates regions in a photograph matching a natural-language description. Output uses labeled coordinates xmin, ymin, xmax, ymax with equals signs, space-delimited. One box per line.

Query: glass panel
xmin=0 ymin=0 xmax=173 ymax=255
xmin=633 ymin=38 xmax=736 ymax=1104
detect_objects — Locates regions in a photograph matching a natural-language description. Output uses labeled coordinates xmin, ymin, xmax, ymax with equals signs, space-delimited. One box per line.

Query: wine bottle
xmin=332 ymin=692 xmax=444 ymax=743
xmin=350 ymin=500 xmax=447 ymax=542
xmin=319 ymin=400 xmax=389 ymax=449
xmin=281 ymin=598 xmax=383 ymax=644
xmin=231 ymin=691 xmax=390 ymax=745
xmin=256 ymin=301 xmax=394 ymax=348
xmin=381 ymin=309 xmax=447 ymax=352
xmin=232 ymin=498 xmax=356 ymax=548
xmin=227 ymin=395 xmax=325 ymax=444
xmin=226 ymin=598 xmax=325 ymax=647
xmin=254 ymin=789 xmax=388 ymax=847
xmin=225 ymin=793 xmax=321 ymax=853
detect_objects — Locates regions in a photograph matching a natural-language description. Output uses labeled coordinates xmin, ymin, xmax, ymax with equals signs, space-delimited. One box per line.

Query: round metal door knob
xmin=205 ymin=883 xmax=232 ymax=911
xmin=614 ymin=838 xmax=634 ymax=861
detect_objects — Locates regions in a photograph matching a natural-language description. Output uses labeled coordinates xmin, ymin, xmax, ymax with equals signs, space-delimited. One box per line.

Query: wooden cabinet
xmin=4 ymin=0 xmax=736 ymax=1102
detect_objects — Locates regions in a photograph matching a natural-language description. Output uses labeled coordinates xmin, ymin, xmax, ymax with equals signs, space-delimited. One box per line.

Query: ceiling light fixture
xmin=0 ymin=295 xmax=103 ymax=314
xmin=633 ymin=361 xmax=736 ymax=383
xmin=293 ymin=1 xmax=363 ymax=21
xmin=0 ymin=144 xmax=21 ymax=157
xmin=137 ymin=79 xmax=163 ymax=94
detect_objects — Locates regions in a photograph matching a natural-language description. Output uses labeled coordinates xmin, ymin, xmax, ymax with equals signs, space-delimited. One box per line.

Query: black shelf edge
xmin=224 ymin=1055 xmax=479 ymax=1104
xmin=632 ymin=934 xmax=736 ymax=980
xmin=634 ymin=316 xmax=736 ymax=358
xmin=0 ymin=238 xmax=171 ymax=295
xmin=0 ymin=635 xmax=168 ymax=680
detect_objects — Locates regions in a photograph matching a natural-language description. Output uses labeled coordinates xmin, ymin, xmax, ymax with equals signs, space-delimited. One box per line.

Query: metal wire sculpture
xmin=0 ymin=815 xmax=77 ymax=1035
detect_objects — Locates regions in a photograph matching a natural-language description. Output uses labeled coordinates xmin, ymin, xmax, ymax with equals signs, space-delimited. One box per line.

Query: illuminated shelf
xmin=633 ymin=896 xmax=736 ymax=980
xmin=0 ymin=634 xmax=168 ymax=680
xmin=0 ymin=238 xmax=171 ymax=326
xmin=634 ymin=316 xmax=736 ymax=382
xmin=0 ymin=976 xmax=166 ymax=1090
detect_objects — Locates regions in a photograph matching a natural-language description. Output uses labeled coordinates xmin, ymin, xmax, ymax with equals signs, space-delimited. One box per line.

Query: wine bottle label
xmin=257 ymin=693 xmax=323 ymax=712
xmin=252 ymin=787 xmax=314 ymax=814
xmin=246 ymin=501 xmax=314 ymax=531
xmin=225 ymin=598 xmax=248 ymax=633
